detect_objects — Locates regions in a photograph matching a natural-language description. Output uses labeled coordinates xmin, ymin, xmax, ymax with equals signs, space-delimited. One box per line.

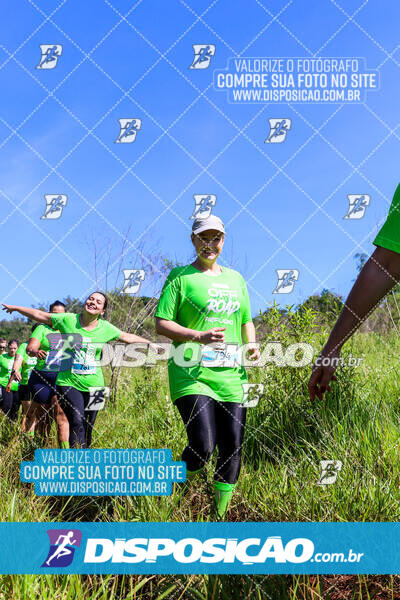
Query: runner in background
xmin=0 ymin=339 xmax=6 ymax=405
xmin=25 ymin=301 xmax=66 ymax=443
xmin=155 ymin=215 xmax=260 ymax=518
xmin=2 ymin=292 xmax=160 ymax=448
xmin=0 ymin=339 xmax=20 ymax=421
xmin=6 ymin=325 xmax=38 ymax=432
xmin=309 ymin=182 xmax=400 ymax=400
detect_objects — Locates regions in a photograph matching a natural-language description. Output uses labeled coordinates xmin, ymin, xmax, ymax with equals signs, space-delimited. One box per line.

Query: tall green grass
xmin=1 ymin=307 xmax=400 ymax=597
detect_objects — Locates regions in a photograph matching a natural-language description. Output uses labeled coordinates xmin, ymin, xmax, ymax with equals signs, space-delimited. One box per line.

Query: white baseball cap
xmin=191 ymin=215 xmax=225 ymax=235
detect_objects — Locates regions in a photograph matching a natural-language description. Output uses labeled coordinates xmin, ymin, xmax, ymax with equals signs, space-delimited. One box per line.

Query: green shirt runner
xmin=50 ymin=312 xmax=122 ymax=392
xmin=374 ymin=182 xmax=400 ymax=253
xmin=0 ymin=353 xmax=19 ymax=391
xmin=155 ymin=265 xmax=253 ymax=403
xmin=16 ymin=342 xmax=37 ymax=385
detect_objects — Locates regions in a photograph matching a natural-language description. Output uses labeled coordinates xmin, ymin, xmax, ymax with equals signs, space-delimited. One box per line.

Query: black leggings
xmin=0 ymin=386 xmax=21 ymax=422
xmin=28 ymin=370 xmax=58 ymax=405
xmin=57 ymin=386 xmax=100 ymax=448
xmin=175 ymin=394 xmax=247 ymax=485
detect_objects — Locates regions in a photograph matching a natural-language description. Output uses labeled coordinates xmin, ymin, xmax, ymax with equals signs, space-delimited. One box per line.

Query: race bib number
xmin=71 ymin=342 xmax=97 ymax=375
xmin=86 ymin=387 xmax=109 ymax=411
xmin=200 ymin=344 xmax=241 ymax=367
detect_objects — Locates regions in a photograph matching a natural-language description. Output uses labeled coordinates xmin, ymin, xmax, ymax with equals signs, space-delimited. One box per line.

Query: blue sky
xmin=1 ymin=0 xmax=399 ymax=319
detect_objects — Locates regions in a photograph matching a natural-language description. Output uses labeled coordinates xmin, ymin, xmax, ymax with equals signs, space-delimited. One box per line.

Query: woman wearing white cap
xmin=155 ymin=215 xmax=259 ymax=517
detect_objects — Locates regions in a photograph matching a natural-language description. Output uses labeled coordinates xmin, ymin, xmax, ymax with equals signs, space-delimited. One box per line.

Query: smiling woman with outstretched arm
xmin=3 ymin=293 xmax=160 ymax=448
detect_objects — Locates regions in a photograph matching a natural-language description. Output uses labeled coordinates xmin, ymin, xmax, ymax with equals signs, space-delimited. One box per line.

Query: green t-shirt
xmin=16 ymin=342 xmax=37 ymax=385
xmin=0 ymin=353 xmax=19 ymax=391
xmin=50 ymin=312 xmax=122 ymax=392
xmin=31 ymin=324 xmax=64 ymax=372
xmin=374 ymin=183 xmax=400 ymax=254
xmin=155 ymin=265 xmax=253 ymax=403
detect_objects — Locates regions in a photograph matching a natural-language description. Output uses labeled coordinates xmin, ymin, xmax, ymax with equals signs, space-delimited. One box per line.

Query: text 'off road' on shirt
xmin=50 ymin=312 xmax=121 ymax=392
xmin=155 ymin=265 xmax=253 ymax=404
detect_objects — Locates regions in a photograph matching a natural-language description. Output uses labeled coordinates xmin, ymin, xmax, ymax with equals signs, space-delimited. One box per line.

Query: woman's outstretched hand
xmin=2 ymin=303 xmax=15 ymax=314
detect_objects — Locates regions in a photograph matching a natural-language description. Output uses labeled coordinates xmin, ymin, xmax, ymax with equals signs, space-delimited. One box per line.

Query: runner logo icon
xmin=41 ymin=195 xmax=67 ymax=220
xmin=191 ymin=194 xmax=216 ymax=219
xmin=87 ymin=387 xmax=109 ymax=412
xmin=273 ymin=269 xmax=299 ymax=294
xmin=42 ymin=529 xmax=82 ymax=567
xmin=344 ymin=194 xmax=370 ymax=219
xmin=115 ymin=119 xmax=142 ymax=143
xmin=265 ymin=119 xmax=291 ymax=143
xmin=122 ymin=269 xmax=146 ymax=294
xmin=189 ymin=45 xmax=216 ymax=69
xmin=36 ymin=45 xmax=63 ymax=69
xmin=317 ymin=460 xmax=342 ymax=486
xmin=242 ymin=383 xmax=264 ymax=407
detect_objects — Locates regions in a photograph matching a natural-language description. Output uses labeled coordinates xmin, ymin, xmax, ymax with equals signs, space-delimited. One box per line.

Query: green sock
xmin=26 ymin=431 xmax=35 ymax=438
xmin=186 ymin=467 xmax=204 ymax=481
xmin=213 ymin=481 xmax=236 ymax=518
xmin=60 ymin=441 xmax=70 ymax=449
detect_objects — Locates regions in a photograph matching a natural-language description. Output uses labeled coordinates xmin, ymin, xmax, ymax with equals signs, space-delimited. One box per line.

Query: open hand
xmin=245 ymin=343 xmax=261 ymax=361
xmin=2 ymin=303 xmax=15 ymax=314
xmin=308 ymin=352 xmax=339 ymax=401
xmin=199 ymin=327 xmax=226 ymax=344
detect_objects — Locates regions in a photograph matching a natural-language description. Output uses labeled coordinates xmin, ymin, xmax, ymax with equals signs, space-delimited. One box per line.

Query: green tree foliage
xmin=0 ymin=317 xmax=31 ymax=345
xmin=297 ymin=288 xmax=344 ymax=325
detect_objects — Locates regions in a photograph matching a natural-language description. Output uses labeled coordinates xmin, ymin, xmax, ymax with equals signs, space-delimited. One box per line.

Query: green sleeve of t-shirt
xmin=31 ymin=325 xmax=45 ymax=344
xmin=16 ymin=343 xmax=26 ymax=357
xmin=102 ymin=319 xmax=122 ymax=342
xmin=155 ymin=268 xmax=181 ymax=321
xmin=373 ymin=183 xmax=400 ymax=254
xmin=50 ymin=312 xmax=70 ymax=331
xmin=240 ymin=275 xmax=252 ymax=324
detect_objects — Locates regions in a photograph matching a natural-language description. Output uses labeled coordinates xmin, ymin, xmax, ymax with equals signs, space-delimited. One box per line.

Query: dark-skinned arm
xmin=308 ymin=246 xmax=400 ymax=401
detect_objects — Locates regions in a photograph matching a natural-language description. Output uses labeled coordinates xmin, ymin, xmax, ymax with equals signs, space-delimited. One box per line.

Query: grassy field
xmin=1 ymin=308 xmax=400 ymax=598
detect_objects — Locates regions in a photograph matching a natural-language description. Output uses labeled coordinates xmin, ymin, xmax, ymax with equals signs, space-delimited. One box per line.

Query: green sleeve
xmin=16 ymin=343 xmax=26 ymax=357
xmin=50 ymin=312 xmax=69 ymax=331
xmin=241 ymin=275 xmax=252 ymax=324
xmin=31 ymin=325 xmax=44 ymax=343
xmin=155 ymin=269 xmax=181 ymax=321
xmin=103 ymin=320 xmax=122 ymax=342
xmin=373 ymin=183 xmax=400 ymax=254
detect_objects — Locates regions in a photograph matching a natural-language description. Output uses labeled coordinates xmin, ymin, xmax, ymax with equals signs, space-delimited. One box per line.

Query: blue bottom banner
xmin=0 ymin=522 xmax=398 ymax=574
